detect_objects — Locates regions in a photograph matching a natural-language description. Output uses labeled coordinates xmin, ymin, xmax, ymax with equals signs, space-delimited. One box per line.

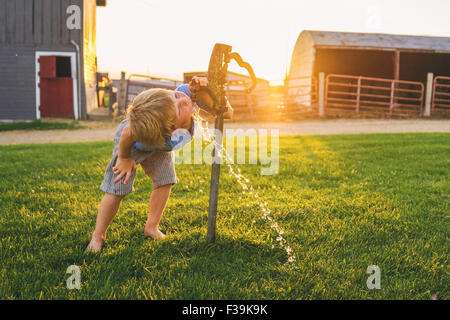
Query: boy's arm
xmin=113 ymin=125 xmax=137 ymax=184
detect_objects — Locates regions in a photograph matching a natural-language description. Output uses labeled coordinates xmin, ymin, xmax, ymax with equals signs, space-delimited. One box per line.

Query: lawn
xmin=0 ymin=133 xmax=448 ymax=299
xmin=0 ymin=120 xmax=84 ymax=132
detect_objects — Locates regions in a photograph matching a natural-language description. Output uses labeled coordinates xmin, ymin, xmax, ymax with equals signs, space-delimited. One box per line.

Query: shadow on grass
xmin=77 ymin=233 xmax=290 ymax=299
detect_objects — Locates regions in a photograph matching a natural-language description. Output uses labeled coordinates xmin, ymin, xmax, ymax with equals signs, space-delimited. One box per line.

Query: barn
xmin=286 ymin=30 xmax=450 ymax=117
xmin=0 ymin=0 xmax=106 ymax=121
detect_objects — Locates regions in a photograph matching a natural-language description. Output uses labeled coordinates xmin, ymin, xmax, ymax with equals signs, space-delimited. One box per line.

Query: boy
xmin=85 ymin=77 xmax=232 ymax=252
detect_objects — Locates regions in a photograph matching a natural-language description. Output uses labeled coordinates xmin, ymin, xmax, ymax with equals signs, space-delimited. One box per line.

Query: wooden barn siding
xmin=0 ymin=47 xmax=36 ymax=119
xmin=0 ymin=0 xmax=6 ymax=44
xmin=0 ymin=0 xmax=83 ymax=46
xmin=0 ymin=0 xmax=89 ymax=120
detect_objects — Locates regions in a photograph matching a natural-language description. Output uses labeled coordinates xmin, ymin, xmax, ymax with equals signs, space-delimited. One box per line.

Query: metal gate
xmin=432 ymin=76 xmax=450 ymax=114
xmin=325 ymin=74 xmax=424 ymax=116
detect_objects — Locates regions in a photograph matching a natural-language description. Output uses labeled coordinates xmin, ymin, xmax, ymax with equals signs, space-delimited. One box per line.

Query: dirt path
xmin=0 ymin=119 xmax=449 ymax=145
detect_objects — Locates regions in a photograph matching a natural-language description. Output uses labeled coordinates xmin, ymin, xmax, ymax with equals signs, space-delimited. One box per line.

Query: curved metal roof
xmin=302 ymin=30 xmax=450 ymax=52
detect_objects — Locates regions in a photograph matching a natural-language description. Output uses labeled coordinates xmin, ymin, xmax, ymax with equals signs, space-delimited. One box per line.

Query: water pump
xmin=194 ymin=43 xmax=256 ymax=243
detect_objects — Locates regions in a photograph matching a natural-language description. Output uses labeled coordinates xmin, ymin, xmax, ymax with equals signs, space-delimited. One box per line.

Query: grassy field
xmin=0 ymin=133 xmax=448 ymax=300
xmin=0 ymin=120 xmax=84 ymax=132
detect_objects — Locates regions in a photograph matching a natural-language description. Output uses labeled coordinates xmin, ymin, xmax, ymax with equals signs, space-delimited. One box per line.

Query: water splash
xmin=192 ymin=110 xmax=296 ymax=264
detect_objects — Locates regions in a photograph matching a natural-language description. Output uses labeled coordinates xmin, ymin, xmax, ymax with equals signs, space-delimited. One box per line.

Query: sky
xmin=96 ymin=0 xmax=450 ymax=82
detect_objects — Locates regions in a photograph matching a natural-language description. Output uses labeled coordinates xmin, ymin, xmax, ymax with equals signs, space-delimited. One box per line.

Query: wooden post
xmin=318 ymin=72 xmax=325 ymax=116
xmin=424 ymin=72 xmax=434 ymax=117
xmin=393 ymin=50 xmax=400 ymax=81
xmin=118 ymin=71 xmax=126 ymax=112
xmin=356 ymin=76 xmax=361 ymax=113
xmin=96 ymin=73 xmax=101 ymax=109
xmin=206 ymin=113 xmax=224 ymax=243
xmin=391 ymin=50 xmax=400 ymax=113
xmin=107 ymin=84 xmax=113 ymax=117
xmin=389 ymin=81 xmax=395 ymax=114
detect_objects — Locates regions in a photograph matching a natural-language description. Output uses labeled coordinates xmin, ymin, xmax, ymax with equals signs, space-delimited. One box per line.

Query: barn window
xmin=55 ymin=56 xmax=72 ymax=78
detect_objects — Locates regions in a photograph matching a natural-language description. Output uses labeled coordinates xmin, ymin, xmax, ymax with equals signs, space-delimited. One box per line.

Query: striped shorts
xmin=100 ymin=120 xmax=178 ymax=196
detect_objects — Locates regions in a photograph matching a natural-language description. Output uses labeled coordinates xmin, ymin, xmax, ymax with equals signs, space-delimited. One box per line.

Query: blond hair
xmin=126 ymin=89 xmax=177 ymax=148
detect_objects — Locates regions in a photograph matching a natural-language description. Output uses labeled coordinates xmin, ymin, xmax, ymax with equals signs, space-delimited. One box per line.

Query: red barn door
xmin=38 ymin=56 xmax=74 ymax=118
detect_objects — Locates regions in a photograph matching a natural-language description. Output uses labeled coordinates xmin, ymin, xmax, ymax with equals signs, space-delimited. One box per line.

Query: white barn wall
xmin=287 ymin=31 xmax=316 ymax=106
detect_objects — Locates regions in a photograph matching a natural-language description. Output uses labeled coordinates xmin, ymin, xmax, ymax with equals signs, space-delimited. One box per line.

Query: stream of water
xmin=192 ymin=110 xmax=296 ymax=264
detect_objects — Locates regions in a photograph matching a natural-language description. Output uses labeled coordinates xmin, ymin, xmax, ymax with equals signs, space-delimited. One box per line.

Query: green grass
xmin=0 ymin=120 xmax=84 ymax=132
xmin=0 ymin=133 xmax=448 ymax=299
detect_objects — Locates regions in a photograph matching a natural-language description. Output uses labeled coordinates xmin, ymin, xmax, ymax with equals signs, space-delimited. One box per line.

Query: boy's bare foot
xmin=144 ymin=228 xmax=166 ymax=240
xmin=85 ymin=236 xmax=104 ymax=253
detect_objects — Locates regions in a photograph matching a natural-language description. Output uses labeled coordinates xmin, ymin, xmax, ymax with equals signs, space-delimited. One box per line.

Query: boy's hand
xmin=223 ymin=96 xmax=234 ymax=119
xmin=189 ymin=76 xmax=208 ymax=92
xmin=189 ymin=76 xmax=233 ymax=119
xmin=113 ymin=157 xmax=137 ymax=184
xmin=197 ymin=106 xmax=216 ymax=122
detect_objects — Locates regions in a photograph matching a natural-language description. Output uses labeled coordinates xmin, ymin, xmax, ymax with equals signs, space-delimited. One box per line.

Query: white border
xmin=35 ymin=51 xmax=79 ymax=120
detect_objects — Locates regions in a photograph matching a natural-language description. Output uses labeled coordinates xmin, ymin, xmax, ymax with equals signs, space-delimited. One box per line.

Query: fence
xmin=284 ymin=76 xmax=318 ymax=115
xmin=325 ymin=74 xmax=424 ymax=117
xmin=432 ymin=76 xmax=450 ymax=114
xmin=225 ymin=82 xmax=274 ymax=121
xmin=113 ymin=72 xmax=449 ymax=120
xmin=124 ymin=74 xmax=182 ymax=107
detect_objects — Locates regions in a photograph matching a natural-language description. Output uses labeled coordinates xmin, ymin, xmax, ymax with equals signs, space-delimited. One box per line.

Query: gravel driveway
xmin=1 ymin=119 xmax=449 ymax=145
